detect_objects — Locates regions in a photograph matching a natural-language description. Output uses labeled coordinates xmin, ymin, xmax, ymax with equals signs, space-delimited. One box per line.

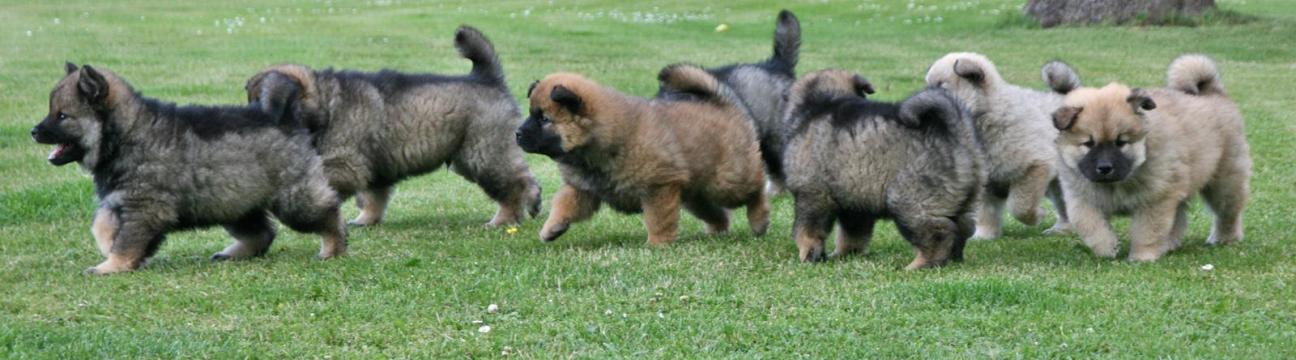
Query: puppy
xmin=246 ymin=26 xmax=541 ymax=227
xmin=656 ymin=10 xmax=800 ymax=195
xmin=783 ymin=69 xmax=985 ymax=269
xmin=515 ymin=64 xmax=769 ymax=245
xmin=1052 ymin=55 xmax=1250 ymax=261
xmin=32 ymin=63 xmax=346 ymax=274
xmin=926 ymin=52 xmax=1081 ymax=239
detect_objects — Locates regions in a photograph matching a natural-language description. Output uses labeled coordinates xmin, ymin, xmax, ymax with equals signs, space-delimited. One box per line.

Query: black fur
xmin=454 ymin=25 xmax=506 ymax=88
xmin=1078 ymin=142 xmax=1134 ymax=183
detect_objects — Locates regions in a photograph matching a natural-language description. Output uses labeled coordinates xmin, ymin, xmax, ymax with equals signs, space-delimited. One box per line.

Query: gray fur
xmin=782 ymin=69 xmax=985 ymax=268
xmin=247 ymin=26 xmax=540 ymax=227
xmin=32 ymin=64 xmax=346 ymax=274
xmin=926 ymin=52 xmax=1080 ymax=239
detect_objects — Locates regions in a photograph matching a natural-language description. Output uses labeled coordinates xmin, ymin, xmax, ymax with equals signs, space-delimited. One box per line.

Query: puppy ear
xmin=252 ymin=72 xmax=303 ymax=121
xmin=953 ymin=59 xmax=985 ymax=85
xmin=550 ymin=85 xmax=583 ymax=115
xmin=851 ymin=75 xmax=875 ymax=97
xmin=244 ymin=72 xmax=266 ymax=103
xmin=898 ymin=89 xmax=959 ymax=129
xmin=64 ymin=61 xmax=78 ymax=75
xmin=1052 ymin=106 xmax=1082 ymax=131
xmin=526 ymin=80 xmax=539 ymax=98
xmin=77 ymin=65 xmax=110 ymax=106
xmin=1127 ymin=88 xmax=1156 ymax=112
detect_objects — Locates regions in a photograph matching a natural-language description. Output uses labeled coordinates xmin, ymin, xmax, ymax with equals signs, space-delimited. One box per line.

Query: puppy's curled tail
xmin=252 ymin=72 xmax=303 ymax=127
xmin=1041 ymin=60 xmax=1081 ymax=94
xmin=455 ymin=25 xmax=505 ymax=88
xmin=659 ymin=63 xmax=746 ymax=110
xmin=767 ymin=10 xmax=801 ymax=76
xmin=898 ymin=87 xmax=965 ymax=132
xmin=1167 ymin=54 xmax=1225 ymax=96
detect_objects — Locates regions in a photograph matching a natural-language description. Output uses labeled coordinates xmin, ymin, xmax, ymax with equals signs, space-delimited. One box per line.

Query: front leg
xmin=86 ymin=212 xmax=171 ymax=275
xmin=641 ymin=186 xmax=682 ymax=246
xmin=1129 ymin=200 xmax=1181 ymax=262
xmin=91 ymin=207 xmax=120 ymax=257
xmin=1067 ymin=197 xmax=1119 ymax=258
xmin=539 ymin=184 xmax=601 ymax=242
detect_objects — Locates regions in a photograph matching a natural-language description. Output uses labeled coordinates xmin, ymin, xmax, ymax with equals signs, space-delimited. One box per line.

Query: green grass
xmin=2 ymin=0 xmax=1295 ymax=357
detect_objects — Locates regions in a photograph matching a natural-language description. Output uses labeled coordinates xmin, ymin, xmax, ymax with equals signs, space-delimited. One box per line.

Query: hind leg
xmin=973 ymin=192 xmax=1006 ymax=240
xmin=1007 ymin=164 xmax=1050 ymax=227
xmin=792 ymin=195 xmax=835 ymax=262
xmin=274 ymin=178 xmax=347 ymax=259
xmin=951 ymin=211 xmax=976 ymax=262
xmin=745 ymin=191 xmax=770 ymax=236
xmin=1044 ymin=179 xmax=1073 ymax=235
xmin=540 ymin=184 xmax=601 ymax=242
xmin=895 ymin=213 xmax=960 ymax=270
xmin=451 ymin=126 xmax=543 ymax=227
xmin=683 ymin=198 xmax=730 ymax=235
xmin=1203 ymin=170 xmax=1249 ymax=246
xmin=213 ymin=212 xmax=277 ymax=261
xmin=831 ymin=212 xmax=876 ymax=258
xmin=349 ymin=186 xmax=393 ymax=227
xmin=485 ymin=177 xmax=542 ymax=228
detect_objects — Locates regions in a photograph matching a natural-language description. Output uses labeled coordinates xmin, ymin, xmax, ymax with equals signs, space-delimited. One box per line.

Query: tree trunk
xmin=1025 ymin=0 xmax=1217 ymax=27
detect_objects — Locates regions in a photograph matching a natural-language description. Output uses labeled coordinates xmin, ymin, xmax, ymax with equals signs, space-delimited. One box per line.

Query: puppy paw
xmin=1128 ymin=249 xmax=1165 ymax=262
xmin=1206 ymin=231 xmax=1241 ymax=246
xmin=971 ymin=227 xmax=1001 ymax=240
xmin=315 ymin=249 xmax=345 ymax=260
xmin=347 ymin=217 xmax=381 ymax=227
xmin=799 ymin=245 xmax=826 ymax=263
xmin=1043 ymin=222 xmax=1074 ymax=235
xmin=83 ymin=260 xmax=135 ymax=275
xmin=1089 ymin=244 xmax=1119 ymax=259
xmin=539 ymin=223 xmax=569 ymax=242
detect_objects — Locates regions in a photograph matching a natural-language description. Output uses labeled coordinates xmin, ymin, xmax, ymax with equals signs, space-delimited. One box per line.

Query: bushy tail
xmin=250 ymin=72 xmax=302 ymax=125
xmin=1041 ymin=60 xmax=1081 ymax=94
xmin=658 ymin=63 xmax=745 ymax=109
xmin=1167 ymin=54 xmax=1225 ymax=96
xmin=455 ymin=25 xmax=505 ymax=87
xmin=898 ymin=87 xmax=965 ymax=132
xmin=766 ymin=10 xmax=800 ymax=76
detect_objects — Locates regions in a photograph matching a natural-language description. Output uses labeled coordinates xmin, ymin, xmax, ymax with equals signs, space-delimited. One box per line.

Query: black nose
xmin=30 ymin=126 xmax=39 ymax=140
xmin=1096 ymin=163 xmax=1114 ymax=175
xmin=515 ymin=128 xmax=524 ymax=140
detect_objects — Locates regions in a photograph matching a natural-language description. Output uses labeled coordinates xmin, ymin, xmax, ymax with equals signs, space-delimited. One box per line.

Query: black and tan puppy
xmin=1053 ymin=55 xmax=1250 ymax=261
xmin=656 ymin=10 xmax=801 ymax=195
xmin=516 ymin=64 xmax=769 ymax=245
xmin=246 ymin=26 xmax=540 ymax=227
xmin=783 ymin=70 xmax=985 ymax=269
xmin=32 ymin=63 xmax=346 ymax=274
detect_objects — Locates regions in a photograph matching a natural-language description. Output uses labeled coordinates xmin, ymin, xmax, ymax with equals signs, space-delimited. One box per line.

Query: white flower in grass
xmin=1201 ymin=264 xmax=1215 ymax=271
xmin=478 ymin=325 xmax=492 ymax=334
xmin=487 ymin=304 xmax=499 ymax=313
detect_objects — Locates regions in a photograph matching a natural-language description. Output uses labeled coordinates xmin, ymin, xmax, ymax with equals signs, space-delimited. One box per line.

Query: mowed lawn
xmin=2 ymin=0 xmax=1294 ymax=357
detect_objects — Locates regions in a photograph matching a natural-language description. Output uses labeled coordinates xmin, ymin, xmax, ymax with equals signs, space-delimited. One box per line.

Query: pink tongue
xmin=48 ymin=144 xmax=67 ymax=160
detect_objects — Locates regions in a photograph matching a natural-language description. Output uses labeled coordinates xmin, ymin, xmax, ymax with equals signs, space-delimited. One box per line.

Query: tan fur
xmin=530 ymin=70 xmax=768 ymax=245
xmin=1056 ymin=76 xmax=1250 ymax=261
xmin=91 ymin=207 xmax=119 ymax=257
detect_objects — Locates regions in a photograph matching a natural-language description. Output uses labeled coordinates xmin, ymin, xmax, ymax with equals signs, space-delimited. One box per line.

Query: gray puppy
xmin=32 ymin=63 xmax=347 ymax=275
xmin=246 ymin=26 xmax=541 ymax=227
xmin=926 ymin=53 xmax=1081 ymax=239
xmin=783 ymin=70 xmax=985 ymax=269
xmin=656 ymin=10 xmax=800 ymax=195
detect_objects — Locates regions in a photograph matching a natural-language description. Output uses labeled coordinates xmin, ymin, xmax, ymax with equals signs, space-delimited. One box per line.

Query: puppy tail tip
xmin=1167 ymin=54 xmax=1225 ymax=96
xmin=454 ymin=25 xmax=505 ymax=87
xmin=1041 ymin=60 xmax=1080 ymax=94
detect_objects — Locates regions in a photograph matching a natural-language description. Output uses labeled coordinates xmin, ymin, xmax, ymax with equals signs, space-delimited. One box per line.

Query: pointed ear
xmin=550 ymin=85 xmax=583 ymax=115
xmin=953 ymin=59 xmax=985 ymax=85
xmin=1052 ymin=106 xmax=1081 ymax=131
xmin=78 ymin=65 xmax=110 ymax=105
xmin=1127 ymin=88 xmax=1156 ymax=112
xmin=851 ymin=75 xmax=875 ymax=97
xmin=526 ymin=80 xmax=539 ymax=98
xmin=64 ymin=61 xmax=78 ymax=75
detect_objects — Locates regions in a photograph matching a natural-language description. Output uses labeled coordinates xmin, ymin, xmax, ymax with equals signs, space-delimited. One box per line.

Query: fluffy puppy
xmin=926 ymin=52 xmax=1081 ymax=239
xmin=783 ymin=69 xmax=985 ymax=269
xmin=246 ymin=26 xmax=541 ymax=227
xmin=32 ymin=63 xmax=346 ymax=274
xmin=656 ymin=10 xmax=801 ymax=195
xmin=515 ymin=64 xmax=769 ymax=245
xmin=1052 ymin=55 xmax=1250 ymax=261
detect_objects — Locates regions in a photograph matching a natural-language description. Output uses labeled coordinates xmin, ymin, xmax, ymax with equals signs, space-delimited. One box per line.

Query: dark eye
xmin=539 ymin=116 xmax=551 ymax=124
xmin=1082 ymin=139 xmax=1095 ymax=148
xmin=57 ymin=112 xmax=68 ymax=120
xmin=1115 ymin=139 xmax=1128 ymax=147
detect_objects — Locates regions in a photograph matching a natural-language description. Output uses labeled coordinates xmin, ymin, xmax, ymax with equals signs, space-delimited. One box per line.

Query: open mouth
xmin=46 ymin=142 xmax=85 ymax=166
